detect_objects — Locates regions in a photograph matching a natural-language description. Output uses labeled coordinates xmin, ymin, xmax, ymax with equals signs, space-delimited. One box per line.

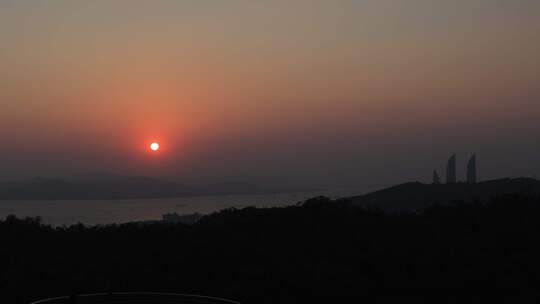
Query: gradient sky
xmin=1 ymin=0 xmax=539 ymax=188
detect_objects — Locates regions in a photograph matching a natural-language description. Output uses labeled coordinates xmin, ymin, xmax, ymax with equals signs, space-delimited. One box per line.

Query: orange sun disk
xmin=150 ymin=142 xmax=160 ymax=151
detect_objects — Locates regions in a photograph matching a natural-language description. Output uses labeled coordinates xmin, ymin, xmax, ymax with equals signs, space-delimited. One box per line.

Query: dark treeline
xmin=3 ymin=195 xmax=540 ymax=303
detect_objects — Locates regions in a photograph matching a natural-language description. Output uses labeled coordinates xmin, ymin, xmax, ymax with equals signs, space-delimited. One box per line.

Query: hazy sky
xmin=1 ymin=0 xmax=539 ymax=187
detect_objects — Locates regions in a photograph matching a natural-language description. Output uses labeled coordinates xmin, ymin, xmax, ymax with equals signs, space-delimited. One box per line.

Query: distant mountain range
xmin=0 ymin=174 xmax=314 ymax=200
xmin=4 ymin=174 xmax=538 ymax=204
xmin=344 ymin=178 xmax=540 ymax=211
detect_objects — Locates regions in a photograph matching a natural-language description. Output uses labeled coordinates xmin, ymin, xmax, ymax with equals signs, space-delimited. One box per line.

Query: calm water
xmin=0 ymin=188 xmax=374 ymax=226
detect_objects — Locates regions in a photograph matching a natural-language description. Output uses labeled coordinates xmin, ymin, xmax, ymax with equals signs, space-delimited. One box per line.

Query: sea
xmin=0 ymin=187 xmax=379 ymax=226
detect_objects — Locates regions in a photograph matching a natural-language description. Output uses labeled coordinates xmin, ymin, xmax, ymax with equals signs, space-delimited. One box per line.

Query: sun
xmin=150 ymin=142 xmax=160 ymax=151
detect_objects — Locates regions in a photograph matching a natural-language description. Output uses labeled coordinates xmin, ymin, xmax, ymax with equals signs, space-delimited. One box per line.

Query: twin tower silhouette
xmin=433 ymin=154 xmax=477 ymax=184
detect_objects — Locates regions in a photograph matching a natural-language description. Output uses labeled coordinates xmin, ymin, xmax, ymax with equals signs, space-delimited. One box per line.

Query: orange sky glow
xmin=1 ymin=0 xmax=539 ymax=186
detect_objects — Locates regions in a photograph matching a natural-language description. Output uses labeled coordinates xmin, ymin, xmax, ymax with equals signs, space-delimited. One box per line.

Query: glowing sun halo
xmin=150 ymin=142 xmax=160 ymax=151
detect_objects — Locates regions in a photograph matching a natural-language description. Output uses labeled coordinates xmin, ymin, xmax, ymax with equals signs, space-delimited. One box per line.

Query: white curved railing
xmin=30 ymin=292 xmax=241 ymax=304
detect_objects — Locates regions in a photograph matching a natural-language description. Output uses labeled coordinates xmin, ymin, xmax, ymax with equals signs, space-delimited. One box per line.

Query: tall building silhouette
xmin=467 ymin=154 xmax=477 ymax=183
xmin=433 ymin=170 xmax=441 ymax=184
xmin=446 ymin=154 xmax=456 ymax=184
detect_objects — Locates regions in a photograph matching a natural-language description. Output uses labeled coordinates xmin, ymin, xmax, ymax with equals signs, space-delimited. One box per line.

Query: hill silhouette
xmin=344 ymin=178 xmax=540 ymax=211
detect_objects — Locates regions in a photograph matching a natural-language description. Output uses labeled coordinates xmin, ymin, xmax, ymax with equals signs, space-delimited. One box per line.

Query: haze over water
xmin=0 ymin=187 xmax=372 ymax=226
